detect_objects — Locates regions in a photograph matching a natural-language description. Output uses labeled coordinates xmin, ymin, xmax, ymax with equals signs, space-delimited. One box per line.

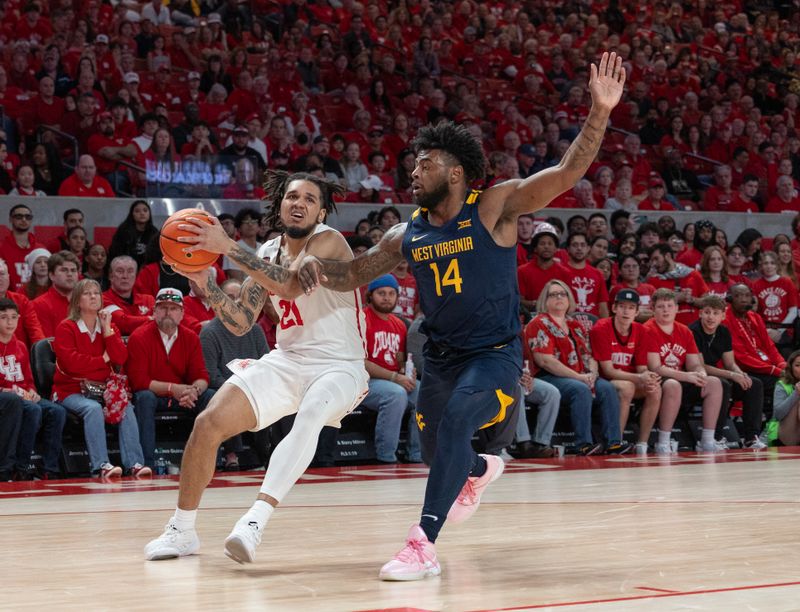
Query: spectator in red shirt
xmin=57 ymin=155 xmax=115 ymax=198
xmin=751 ymin=251 xmax=798 ymax=345
xmin=0 ymin=298 xmax=65 ymax=480
xmin=52 ymin=278 xmax=149 ymax=478
xmin=32 ymin=251 xmax=80 ymax=337
xmin=638 ymin=176 xmax=678 ymax=211
xmin=0 ymin=258 xmax=44 ymax=348
xmin=517 ymin=223 xmax=569 ymax=312
xmin=703 ymin=165 xmax=737 ymax=212
xmin=765 ymin=175 xmax=800 ymax=213
xmin=609 ymin=254 xmax=656 ymax=319
xmin=101 ymin=255 xmax=155 ymax=336
xmin=0 ymin=204 xmax=42 ymax=291
xmin=644 ymin=288 xmax=723 ymax=453
xmin=647 ymin=243 xmax=709 ymax=325
xmin=725 ymin=283 xmax=785 ymax=408
xmin=360 ymin=275 xmax=421 ymax=463
xmin=87 ymin=112 xmax=137 ymax=193
xmin=24 ymin=76 xmax=66 ymax=134
xmin=591 ymin=289 xmax=678 ymax=455
xmin=731 ymin=174 xmax=761 ymax=213
xmin=700 ymin=245 xmax=735 ymax=299
xmin=527 ymin=280 xmax=629 ymax=456
xmin=391 ymin=260 xmax=418 ymax=323
xmin=183 ymin=276 xmax=216 ymax=334
xmin=563 ymin=232 xmax=609 ymax=318
xmin=221 ymin=158 xmax=266 ymax=200
xmin=623 ymin=133 xmax=652 ymax=185
xmin=127 ymin=288 xmax=213 ymax=467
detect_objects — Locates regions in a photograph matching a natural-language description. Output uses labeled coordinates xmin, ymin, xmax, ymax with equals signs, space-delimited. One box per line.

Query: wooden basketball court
xmin=4 ymin=450 xmax=800 ymax=611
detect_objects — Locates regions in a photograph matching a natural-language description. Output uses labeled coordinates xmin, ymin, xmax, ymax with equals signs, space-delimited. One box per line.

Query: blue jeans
xmin=537 ymin=374 xmax=621 ymax=446
xmin=61 ymin=394 xmax=144 ymax=472
xmin=360 ymin=378 xmax=421 ymax=462
xmin=16 ymin=399 xmax=66 ymax=473
xmin=517 ymin=378 xmax=561 ymax=446
xmin=134 ymin=389 xmax=215 ymax=467
xmin=0 ymin=392 xmax=23 ymax=474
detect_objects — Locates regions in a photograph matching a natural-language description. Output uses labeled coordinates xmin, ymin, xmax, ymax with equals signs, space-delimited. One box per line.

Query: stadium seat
xmin=92 ymin=226 xmax=117 ymax=250
xmin=34 ymin=225 xmax=64 ymax=252
xmin=30 ymin=338 xmax=56 ymax=401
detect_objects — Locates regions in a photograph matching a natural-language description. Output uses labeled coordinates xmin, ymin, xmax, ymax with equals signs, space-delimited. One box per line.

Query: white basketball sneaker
xmin=144 ymin=520 xmax=200 ymax=560
xmin=224 ymin=517 xmax=263 ymax=564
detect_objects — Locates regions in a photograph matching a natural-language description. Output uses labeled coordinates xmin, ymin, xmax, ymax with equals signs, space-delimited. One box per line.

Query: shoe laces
xmin=162 ymin=523 xmax=181 ymax=542
xmin=395 ymin=537 xmax=429 ymax=564
xmin=456 ymin=478 xmax=477 ymax=505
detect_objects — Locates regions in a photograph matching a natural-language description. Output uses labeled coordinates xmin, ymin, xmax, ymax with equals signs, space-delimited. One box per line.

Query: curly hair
xmin=261 ymin=170 xmax=345 ymax=231
xmin=412 ymin=121 xmax=487 ymax=183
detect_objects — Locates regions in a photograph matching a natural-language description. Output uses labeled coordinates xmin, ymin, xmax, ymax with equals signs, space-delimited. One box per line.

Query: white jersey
xmin=257 ymin=224 xmax=366 ymax=362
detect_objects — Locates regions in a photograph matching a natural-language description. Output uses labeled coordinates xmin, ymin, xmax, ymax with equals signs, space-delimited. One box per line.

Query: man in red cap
xmin=638 ymin=175 xmax=677 ymax=211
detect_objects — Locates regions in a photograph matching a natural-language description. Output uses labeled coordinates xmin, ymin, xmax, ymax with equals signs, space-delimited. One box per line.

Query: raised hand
xmin=589 ymin=51 xmax=626 ymax=112
xmin=178 ymin=216 xmax=233 ymax=255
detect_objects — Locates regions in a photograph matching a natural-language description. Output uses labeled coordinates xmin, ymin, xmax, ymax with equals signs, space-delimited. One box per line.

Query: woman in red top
xmin=526 ymin=280 xmax=629 ymax=456
xmin=609 ymin=255 xmax=656 ymax=320
xmin=776 ymin=241 xmax=799 ymax=289
xmin=700 ymin=246 xmax=734 ymax=299
xmin=751 ymin=251 xmax=798 ymax=344
xmin=53 ymin=279 xmax=149 ymax=478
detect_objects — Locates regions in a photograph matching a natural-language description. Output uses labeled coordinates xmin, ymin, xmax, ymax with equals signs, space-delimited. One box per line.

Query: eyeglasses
xmin=547 ymin=291 xmax=569 ymax=299
xmin=11 ymin=213 xmax=33 ymax=220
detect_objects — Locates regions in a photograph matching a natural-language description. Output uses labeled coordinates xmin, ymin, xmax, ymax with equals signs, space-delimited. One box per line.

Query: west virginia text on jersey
xmin=401 ymin=190 xmax=521 ymax=351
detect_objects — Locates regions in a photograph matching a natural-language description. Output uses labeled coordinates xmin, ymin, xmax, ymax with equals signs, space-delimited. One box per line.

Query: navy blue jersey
xmin=401 ymin=189 xmax=521 ymax=350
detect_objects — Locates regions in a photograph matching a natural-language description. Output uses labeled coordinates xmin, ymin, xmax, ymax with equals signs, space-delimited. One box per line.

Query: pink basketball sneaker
xmin=379 ymin=524 xmax=441 ymax=581
xmin=447 ymin=453 xmax=505 ymax=524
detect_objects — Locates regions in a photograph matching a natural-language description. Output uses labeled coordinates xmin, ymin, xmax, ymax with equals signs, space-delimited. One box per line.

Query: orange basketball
xmin=159 ymin=208 xmax=218 ymax=273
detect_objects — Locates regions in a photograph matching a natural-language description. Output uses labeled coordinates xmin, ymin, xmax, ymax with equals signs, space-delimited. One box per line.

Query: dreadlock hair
xmin=412 ymin=121 xmax=487 ymax=183
xmin=261 ymin=170 xmax=345 ymax=231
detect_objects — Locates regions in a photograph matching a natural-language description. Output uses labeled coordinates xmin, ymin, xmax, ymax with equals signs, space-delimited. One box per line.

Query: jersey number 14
xmin=429 ymin=259 xmax=463 ymax=296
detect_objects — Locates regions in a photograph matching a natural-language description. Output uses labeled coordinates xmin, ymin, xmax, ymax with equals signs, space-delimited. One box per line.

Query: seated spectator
xmin=563 ymin=232 xmax=609 ymax=318
xmin=30 ymin=142 xmax=66 ymax=196
xmin=87 ymin=111 xmax=137 ymax=195
xmin=677 ymin=219 xmax=716 ymax=270
xmin=609 ymin=255 xmax=656 ymax=320
xmin=8 ymin=165 xmax=46 ymax=197
xmin=43 ymin=209 xmax=84 ymax=254
xmin=751 ymin=251 xmax=798 ymax=344
xmin=102 ymin=256 xmax=155 ymax=336
xmin=108 ymin=200 xmax=159 ymax=269
xmin=221 ymin=158 xmax=266 ymax=200
xmin=219 ymin=125 xmax=266 ymax=175
xmin=57 ymin=155 xmax=115 ymax=198
xmin=516 ymin=214 xmax=536 ymax=266
xmin=517 ymin=223 xmax=569 ymax=311
xmin=83 ymin=244 xmax=109 ymax=291
xmin=644 ymin=289 xmax=723 ymax=453
xmin=732 ymin=174 xmax=761 ymax=213
xmin=773 ymin=350 xmax=800 ymax=445
xmin=183 ymin=275 xmax=216 ymax=334
xmin=0 ymin=258 xmax=44 ymax=347
xmin=647 ymin=244 xmax=708 ymax=325
xmin=65 ymin=227 xmax=89 ymax=270
xmin=391 ymin=260 xmax=419 ymax=323
xmin=52 ymin=279 xmax=149 ymax=478
xmin=361 ymin=275 xmax=421 ymax=463
xmin=33 ymin=251 xmax=80 ymax=337
xmin=222 ymin=208 xmax=262 ymax=282
xmin=23 ymin=248 xmax=52 ymax=300
xmin=700 ymin=246 xmax=734 ymax=298
xmin=127 ymin=288 xmax=213 ymax=467
xmin=592 ymin=289 xmax=677 ymax=454
xmin=0 ymin=392 xmax=23 ymax=482
xmin=0 ymin=298 xmax=66 ymax=479
xmin=511 ymin=353 xmax=561 ymax=458
xmin=199 ymin=279 xmax=268 ymax=470
xmin=604 ymin=178 xmax=638 ymax=212
xmin=341 ymin=141 xmax=369 ymax=192
xmin=765 ymin=175 xmax=800 ymax=213
xmin=0 ymin=204 xmax=42 ymax=291
xmin=690 ymin=296 xmax=766 ymax=450
xmin=703 ymin=165 xmax=737 ymax=212
xmin=638 ymin=176 xmax=679 ymax=211
xmin=527 ymin=280 xmax=629 ymax=456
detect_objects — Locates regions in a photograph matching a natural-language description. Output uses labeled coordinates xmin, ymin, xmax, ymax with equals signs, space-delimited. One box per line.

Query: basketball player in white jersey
xmin=144 ymin=171 xmax=369 ymax=563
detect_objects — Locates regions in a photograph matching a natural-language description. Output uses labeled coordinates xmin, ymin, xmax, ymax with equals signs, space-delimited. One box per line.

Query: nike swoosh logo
xmin=411 ymin=234 xmax=428 ymax=242
xmin=421 ymin=514 xmax=439 ymax=522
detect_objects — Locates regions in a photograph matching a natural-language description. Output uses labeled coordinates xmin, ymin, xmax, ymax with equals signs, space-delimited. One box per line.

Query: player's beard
xmin=285 ymin=221 xmax=317 ymax=239
xmin=413 ymin=179 xmax=450 ymax=210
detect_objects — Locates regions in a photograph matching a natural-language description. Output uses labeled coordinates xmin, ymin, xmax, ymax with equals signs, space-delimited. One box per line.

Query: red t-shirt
xmin=0 ymin=336 xmax=35 ymax=391
xmin=392 ymin=273 xmax=418 ymax=320
xmin=6 ymin=290 xmax=45 ymax=347
xmin=706 ymin=279 xmax=735 ymax=299
xmin=563 ymin=263 xmax=609 ymax=317
xmin=517 ymin=260 xmax=569 ymax=304
xmin=589 ymin=318 xmax=648 ymax=374
xmin=364 ymin=307 xmax=406 ymax=372
xmin=676 ymin=248 xmax=702 ymax=270
xmin=58 ymin=173 xmax=115 ymax=197
xmin=765 ymin=195 xmax=800 ymax=213
xmin=102 ymin=289 xmax=155 ymax=336
xmin=642 ymin=319 xmax=699 ymax=370
xmin=0 ymin=232 xmax=42 ymax=291
xmin=524 ymin=313 xmax=590 ymax=373
xmin=751 ymin=276 xmax=798 ymax=324
xmin=648 ymin=270 xmax=709 ymax=325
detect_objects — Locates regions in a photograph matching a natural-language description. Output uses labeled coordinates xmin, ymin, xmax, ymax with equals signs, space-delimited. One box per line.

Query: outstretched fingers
xmin=613 ymin=54 xmax=623 ymax=81
xmin=598 ymin=51 xmax=609 ymax=77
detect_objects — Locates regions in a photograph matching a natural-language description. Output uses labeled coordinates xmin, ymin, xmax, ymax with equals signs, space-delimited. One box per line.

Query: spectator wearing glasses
xmin=0 ymin=205 xmax=43 ymax=291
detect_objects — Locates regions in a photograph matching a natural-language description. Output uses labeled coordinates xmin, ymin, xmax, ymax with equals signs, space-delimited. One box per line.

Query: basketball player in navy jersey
xmin=294 ymin=52 xmax=627 ymax=580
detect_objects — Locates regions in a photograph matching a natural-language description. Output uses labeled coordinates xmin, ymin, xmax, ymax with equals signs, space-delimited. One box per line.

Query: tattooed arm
xmin=298 ymin=223 xmax=406 ymax=293
xmin=476 ymin=52 xmax=626 ymax=246
xmin=204 ymin=275 xmax=268 ymax=336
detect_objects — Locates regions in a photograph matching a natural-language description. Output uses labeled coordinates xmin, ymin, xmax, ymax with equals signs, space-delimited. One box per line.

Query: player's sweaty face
xmin=281 ymin=180 xmax=324 ymax=238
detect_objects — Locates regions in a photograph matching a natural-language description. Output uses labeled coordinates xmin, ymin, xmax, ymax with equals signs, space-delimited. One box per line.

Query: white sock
xmin=173 ymin=508 xmax=197 ymax=531
xmin=657 ymin=430 xmax=671 ymax=446
xmin=701 ymin=428 xmax=715 ymax=445
xmin=242 ymin=499 xmax=274 ymax=530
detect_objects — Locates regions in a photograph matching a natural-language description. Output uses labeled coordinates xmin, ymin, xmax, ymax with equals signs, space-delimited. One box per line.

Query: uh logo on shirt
xmin=0 ymin=355 xmax=23 ymax=383
xmin=660 ymin=342 xmax=687 ymax=368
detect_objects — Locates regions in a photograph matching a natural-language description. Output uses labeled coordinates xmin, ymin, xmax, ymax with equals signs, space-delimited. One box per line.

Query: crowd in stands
xmin=4 ymin=1 xmax=800 ymax=476
xmin=0 ymin=1 xmax=799 ymax=205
